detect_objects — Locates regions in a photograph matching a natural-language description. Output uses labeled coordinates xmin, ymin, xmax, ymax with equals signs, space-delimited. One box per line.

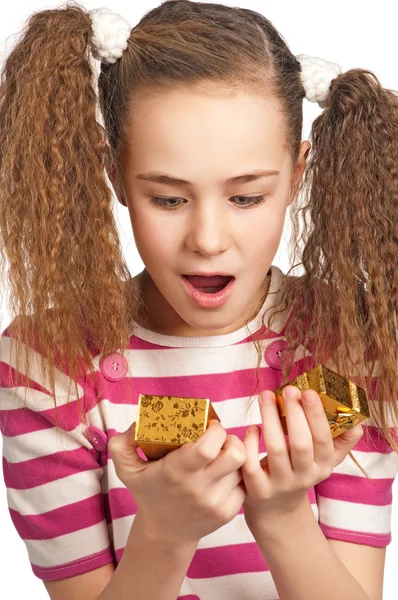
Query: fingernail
xmin=246 ymin=424 xmax=259 ymax=436
xmin=260 ymin=390 xmax=273 ymax=404
xmin=283 ymin=386 xmax=298 ymax=400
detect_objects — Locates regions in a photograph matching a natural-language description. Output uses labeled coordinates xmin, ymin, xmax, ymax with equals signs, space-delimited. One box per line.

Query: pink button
xmin=85 ymin=426 xmax=108 ymax=452
xmin=265 ymin=339 xmax=291 ymax=370
xmin=100 ymin=352 xmax=128 ymax=381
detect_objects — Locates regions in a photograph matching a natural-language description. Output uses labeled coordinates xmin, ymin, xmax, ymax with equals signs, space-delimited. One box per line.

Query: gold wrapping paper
xmin=135 ymin=365 xmax=371 ymax=462
xmin=135 ymin=394 xmax=220 ymax=460
xmin=273 ymin=364 xmax=371 ymax=439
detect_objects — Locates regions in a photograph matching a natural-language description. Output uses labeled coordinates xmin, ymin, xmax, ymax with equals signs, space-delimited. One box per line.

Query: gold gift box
xmin=273 ymin=364 xmax=371 ymax=439
xmin=135 ymin=394 xmax=220 ymax=460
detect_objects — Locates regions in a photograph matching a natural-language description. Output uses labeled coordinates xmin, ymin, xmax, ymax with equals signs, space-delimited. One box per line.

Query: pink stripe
xmin=87 ymin=356 xmax=311 ymax=412
xmin=2 ymin=417 xmax=291 ymax=491
xmin=355 ymin=428 xmax=396 ymax=453
xmin=114 ymin=543 xmax=271 ymax=579
xmin=319 ymin=523 xmax=391 ymax=548
xmin=0 ymin=329 xmax=90 ymax=381
xmin=187 ymin=542 xmax=270 ymax=578
xmin=31 ymin=548 xmax=115 ymax=581
xmin=103 ymin=485 xmax=317 ymax=525
xmin=0 ymin=360 xmax=52 ymax=396
xmin=1 ymin=408 xmax=56 ymax=437
xmin=105 ymin=425 xmax=279 ymax=462
xmin=315 ymin=472 xmax=394 ymax=505
xmin=3 ymin=446 xmax=100 ymax=489
xmin=3 ymin=347 xmax=385 ymax=447
xmin=1 ymin=356 xmax=310 ymax=437
xmin=0 ymin=401 xmax=86 ymax=437
xmin=0 ymin=359 xmax=380 ymax=434
xmin=0 ymin=356 xmax=298 ymax=445
xmin=105 ymin=487 xmax=138 ymax=521
xmin=3 ymin=402 xmax=392 ymax=498
xmin=8 ymin=494 xmax=108 ymax=540
xmin=106 ymin=421 xmax=392 ymax=461
xmin=101 ymin=482 xmax=317 ymax=527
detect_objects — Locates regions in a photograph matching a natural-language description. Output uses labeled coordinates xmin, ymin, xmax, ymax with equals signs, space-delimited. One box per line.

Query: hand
xmin=108 ymin=419 xmax=247 ymax=547
xmin=241 ymin=385 xmax=364 ymax=527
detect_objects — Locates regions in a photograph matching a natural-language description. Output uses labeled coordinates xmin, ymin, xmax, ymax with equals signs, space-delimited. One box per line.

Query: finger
xmin=242 ymin=425 xmax=263 ymax=476
xmin=242 ymin=423 xmax=273 ymax=493
xmin=336 ymin=423 xmax=364 ymax=443
xmin=333 ymin=423 xmax=364 ymax=455
xmin=178 ymin=420 xmax=228 ymax=472
xmin=300 ymin=389 xmax=334 ymax=467
xmin=108 ymin=421 xmax=148 ymax=469
xmin=208 ymin=468 xmax=245 ymax=500
xmin=213 ymin=472 xmax=247 ymax=513
xmin=281 ymin=387 xmax=317 ymax=473
xmin=205 ymin=434 xmax=247 ymax=483
xmin=260 ymin=390 xmax=293 ymax=480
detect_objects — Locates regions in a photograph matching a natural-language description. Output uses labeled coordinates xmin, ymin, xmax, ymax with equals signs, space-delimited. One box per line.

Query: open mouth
xmin=182 ymin=275 xmax=234 ymax=294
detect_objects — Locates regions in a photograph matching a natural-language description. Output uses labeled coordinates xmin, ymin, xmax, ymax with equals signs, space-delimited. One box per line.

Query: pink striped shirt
xmin=1 ymin=264 xmax=397 ymax=599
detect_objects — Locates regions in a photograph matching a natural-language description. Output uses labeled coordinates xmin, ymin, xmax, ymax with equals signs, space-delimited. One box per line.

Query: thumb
xmin=108 ymin=421 xmax=147 ymax=467
xmin=332 ymin=424 xmax=364 ymax=469
xmin=335 ymin=423 xmax=364 ymax=445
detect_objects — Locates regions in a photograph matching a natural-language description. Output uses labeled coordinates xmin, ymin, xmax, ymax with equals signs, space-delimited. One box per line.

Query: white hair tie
xmin=88 ymin=7 xmax=132 ymax=65
xmin=296 ymin=54 xmax=343 ymax=105
xmin=88 ymin=8 xmax=343 ymax=105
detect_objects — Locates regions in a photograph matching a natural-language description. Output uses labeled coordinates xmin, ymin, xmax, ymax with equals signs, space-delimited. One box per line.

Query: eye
xmin=233 ymin=195 xmax=267 ymax=208
xmin=149 ymin=196 xmax=182 ymax=209
xmin=149 ymin=195 xmax=267 ymax=210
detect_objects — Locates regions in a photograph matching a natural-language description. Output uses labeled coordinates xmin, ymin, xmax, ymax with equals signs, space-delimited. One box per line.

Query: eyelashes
xmin=149 ymin=195 xmax=267 ymax=210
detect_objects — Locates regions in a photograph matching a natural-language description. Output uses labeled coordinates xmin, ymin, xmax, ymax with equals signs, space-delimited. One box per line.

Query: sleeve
xmin=0 ymin=327 xmax=115 ymax=581
xmin=314 ymin=410 xmax=398 ymax=548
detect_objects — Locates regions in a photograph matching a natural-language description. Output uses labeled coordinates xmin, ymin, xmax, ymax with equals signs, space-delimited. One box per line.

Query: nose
xmin=185 ymin=201 xmax=230 ymax=256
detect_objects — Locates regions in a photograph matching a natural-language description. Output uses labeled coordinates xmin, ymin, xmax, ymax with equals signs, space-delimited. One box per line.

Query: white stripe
xmin=105 ymin=338 xmax=310 ymax=378
xmin=6 ymin=419 xmax=397 ymax=519
xmin=4 ymin=386 xmax=394 ymax=466
xmin=2 ymin=417 xmax=93 ymax=462
xmin=6 ymin=467 xmax=104 ymax=515
xmin=2 ymin=392 xmax=264 ymax=464
xmin=331 ymin=447 xmax=398 ymax=479
xmin=24 ymin=521 xmax=111 ymax=569
xmin=96 ymin=394 xmax=264 ymax=434
xmin=178 ymin=571 xmax=278 ymax=600
xmin=111 ymin=502 xmax=320 ymax=552
xmin=0 ymin=333 xmax=309 ymax=410
xmin=0 ymin=335 xmax=83 ymax=399
xmin=197 ymin=507 xmax=318 ymax=549
xmin=0 ymin=384 xmax=65 ymax=412
xmin=317 ymin=495 xmax=393 ymax=536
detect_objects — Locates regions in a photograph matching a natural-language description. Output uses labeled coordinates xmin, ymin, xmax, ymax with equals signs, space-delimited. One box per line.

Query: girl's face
xmin=112 ymin=83 xmax=310 ymax=336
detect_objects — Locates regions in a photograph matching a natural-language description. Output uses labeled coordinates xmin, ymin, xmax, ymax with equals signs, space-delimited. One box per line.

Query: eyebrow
xmin=135 ymin=169 xmax=280 ymax=187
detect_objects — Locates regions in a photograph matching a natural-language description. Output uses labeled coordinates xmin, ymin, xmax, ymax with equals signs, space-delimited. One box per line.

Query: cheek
xmin=130 ymin=206 xmax=160 ymax=245
xmin=246 ymin=209 xmax=285 ymax=250
xmin=131 ymin=217 xmax=177 ymax=266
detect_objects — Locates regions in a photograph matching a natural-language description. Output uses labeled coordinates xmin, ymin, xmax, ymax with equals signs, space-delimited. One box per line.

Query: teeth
xmin=197 ymin=286 xmax=224 ymax=293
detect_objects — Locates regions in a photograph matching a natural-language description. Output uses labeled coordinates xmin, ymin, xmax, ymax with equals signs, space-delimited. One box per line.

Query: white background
xmin=0 ymin=1 xmax=397 ymax=598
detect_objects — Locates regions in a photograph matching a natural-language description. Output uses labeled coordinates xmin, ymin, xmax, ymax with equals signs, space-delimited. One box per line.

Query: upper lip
xmin=183 ymin=272 xmax=234 ymax=277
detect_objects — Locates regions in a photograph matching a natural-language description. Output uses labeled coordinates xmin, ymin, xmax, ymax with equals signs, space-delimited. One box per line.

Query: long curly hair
xmin=0 ymin=1 xmax=397 ymax=477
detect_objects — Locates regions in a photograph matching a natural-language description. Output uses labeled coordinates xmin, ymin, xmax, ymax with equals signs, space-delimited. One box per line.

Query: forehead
xmin=121 ymin=84 xmax=288 ymax=167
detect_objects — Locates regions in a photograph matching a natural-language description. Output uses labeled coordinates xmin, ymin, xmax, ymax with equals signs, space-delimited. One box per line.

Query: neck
xmin=134 ymin=267 xmax=272 ymax=336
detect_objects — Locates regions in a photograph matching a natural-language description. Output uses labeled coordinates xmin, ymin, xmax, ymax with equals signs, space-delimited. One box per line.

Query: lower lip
xmin=181 ymin=275 xmax=235 ymax=308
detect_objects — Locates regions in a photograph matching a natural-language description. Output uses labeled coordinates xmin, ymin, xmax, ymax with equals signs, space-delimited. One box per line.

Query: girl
xmin=0 ymin=1 xmax=397 ymax=599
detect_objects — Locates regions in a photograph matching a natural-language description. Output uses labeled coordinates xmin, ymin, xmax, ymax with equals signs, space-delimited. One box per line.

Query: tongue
xmin=185 ymin=275 xmax=232 ymax=288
